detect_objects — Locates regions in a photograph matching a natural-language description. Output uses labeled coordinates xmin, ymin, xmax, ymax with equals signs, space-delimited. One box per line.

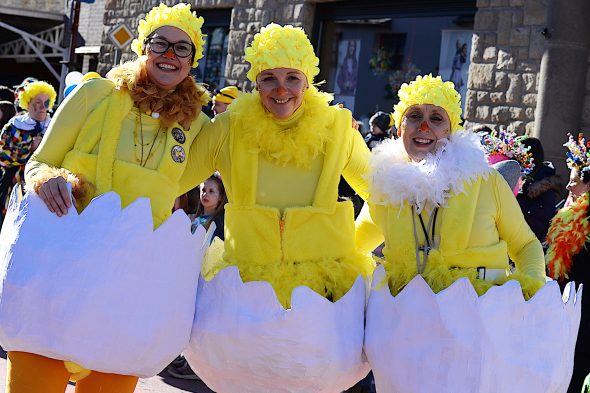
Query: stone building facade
xmin=98 ymin=0 xmax=590 ymax=171
xmin=466 ymin=0 xmax=590 ymax=171
xmin=99 ymin=0 xmax=318 ymax=91
xmin=465 ymin=0 xmax=547 ymax=135
xmin=0 ymin=0 xmax=63 ymax=14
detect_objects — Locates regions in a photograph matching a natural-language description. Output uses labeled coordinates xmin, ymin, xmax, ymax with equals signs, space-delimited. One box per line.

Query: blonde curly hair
xmin=19 ymin=81 xmax=57 ymax=110
xmin=245 ymin=23 xmax=320 ymax=83
xmin=392 ymin=74 xmax=463 ymax=133
xmin=131 ymin=3 xmax=205 ymax=68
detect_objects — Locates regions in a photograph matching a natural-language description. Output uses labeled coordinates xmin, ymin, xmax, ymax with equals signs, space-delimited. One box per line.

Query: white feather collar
xmin=9 ymin=113 xmax=51 ymax=132
xmin=367 ymin=131 xmax=491 ymax=213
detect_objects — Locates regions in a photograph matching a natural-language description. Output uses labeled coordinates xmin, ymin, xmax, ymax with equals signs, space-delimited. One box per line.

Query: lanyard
xmin=411 ymin=205 xmax=439 ymax=274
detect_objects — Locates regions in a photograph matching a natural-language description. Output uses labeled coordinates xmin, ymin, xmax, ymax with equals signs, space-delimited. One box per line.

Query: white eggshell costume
xmin=365 ymin=265 xmax=582 ymax=393
xmin=185 ymin=267 xmax=370 ymax=393
xmin=0 ymin=190 xmax=207 ymax=377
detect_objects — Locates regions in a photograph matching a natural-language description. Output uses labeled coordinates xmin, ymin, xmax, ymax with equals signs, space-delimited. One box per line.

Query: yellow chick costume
xmin=181 ymin=23 xmax=373 ymax=308
xmin=11 ymin=4 xmax=209 ymax=393
xmin=181 ymin=24 xmax=372 ymax=392
xmin=356 ymin=75 xmax=546 ymax=297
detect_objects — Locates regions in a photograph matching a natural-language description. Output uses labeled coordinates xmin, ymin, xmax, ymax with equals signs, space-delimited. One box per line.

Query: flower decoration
xmin=564 ymin=132 xmax=590 ymax=173
xmin=479 ymin=130 xmax=534 ymax=175
xmin=18 ymin=81 xmax=57 ymax=110
xmin=245 ymin=23 xmax=320 ymax=83
xmin=131 ymin=3 xmax=205 ymax=68
xmin=392 ymin=74 xmax=463 ymax=133
xmin=369 ymin=47 xmax=395 ymax=76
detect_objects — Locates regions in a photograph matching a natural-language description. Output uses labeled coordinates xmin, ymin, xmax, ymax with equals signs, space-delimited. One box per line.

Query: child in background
xmin=192 ymin=172 xmax=227 ymax=241
xmin=168 ymin=174 xmax=227 ymax=381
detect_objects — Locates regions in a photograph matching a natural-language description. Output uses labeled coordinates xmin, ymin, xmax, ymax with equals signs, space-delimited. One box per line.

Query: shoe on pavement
xmin=167 ymin=360 xmax=201 ymax=381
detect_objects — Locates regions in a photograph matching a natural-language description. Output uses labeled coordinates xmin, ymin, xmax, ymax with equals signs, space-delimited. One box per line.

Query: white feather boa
xmin=367 ymin=131 xmax=492 ymax=213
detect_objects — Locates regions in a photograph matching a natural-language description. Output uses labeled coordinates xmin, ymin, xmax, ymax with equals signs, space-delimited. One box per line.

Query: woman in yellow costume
xmin=180 ymin=23 xmax=373 ymax=392
xmin=9 ymin=3 xmax=209 ymax=393
xmin=359 ymin=75 xmax=579 ymax=393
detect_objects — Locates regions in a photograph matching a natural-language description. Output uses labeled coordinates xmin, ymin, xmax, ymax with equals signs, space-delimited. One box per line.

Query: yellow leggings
xmin=7 ymin=352 xmax=138 ymax=393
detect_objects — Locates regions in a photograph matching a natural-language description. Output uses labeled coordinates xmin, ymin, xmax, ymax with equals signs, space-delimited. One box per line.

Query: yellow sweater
xmin=26 ymin=78 xmax=209 ymax=229
xmin=355 ymin=132 xmax=546 ymax=298
xmin=180 ymin=88 xmax=374 ymax=307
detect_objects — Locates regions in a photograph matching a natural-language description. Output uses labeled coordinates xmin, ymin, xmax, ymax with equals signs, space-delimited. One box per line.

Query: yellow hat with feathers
xmin=392 ymin=74 xmax=463 ymax=133
xmin=19 ymin=81 xmax=57 ymax=110
xmin=131 ymin=3 xmax=205 ymax=68
xmin=245 ymin=23 xmax=320 ymax=83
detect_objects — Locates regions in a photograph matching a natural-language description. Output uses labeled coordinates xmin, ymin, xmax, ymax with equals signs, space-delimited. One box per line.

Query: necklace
xmin=411 ymin=205 xmax=439 ymax=274
xmin=134 ymin=111 xmax=164 ymax=167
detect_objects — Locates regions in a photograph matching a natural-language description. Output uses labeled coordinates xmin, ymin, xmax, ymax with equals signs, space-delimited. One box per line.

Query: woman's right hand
xmin=37 ymin=176 xmax=72 ymax=216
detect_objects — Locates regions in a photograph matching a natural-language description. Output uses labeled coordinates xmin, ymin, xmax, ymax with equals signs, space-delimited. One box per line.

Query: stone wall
xmin=79 ymin=0 xmax=107 ymax=46
xmin=465 ymin=0 xmax=548 ymax=135
xmin=98 ymin=0 xmax=315 ymax=88
xmin=223 ymin=0 xmax=313 ymax=90
xmin=1 ymin=0 xmax=63 ymax=14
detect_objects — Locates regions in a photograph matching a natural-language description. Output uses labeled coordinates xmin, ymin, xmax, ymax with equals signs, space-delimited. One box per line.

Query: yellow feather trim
xmin=228 ymin=86 xmax=335 ymax=169
xmin=546 ymin=193 xmax=590 ymax=281
xmin=26 ymin=166 xmax=95 ymax=211
xmin=107 ymin=58 xmax=210 ymax=129
xmin=64 ymin=361 xmax=91 ymax=381
xmin=384 ymin=249 xmax=543 ymax=300
xmin=203 ymin=238 xmax=374 ymax=309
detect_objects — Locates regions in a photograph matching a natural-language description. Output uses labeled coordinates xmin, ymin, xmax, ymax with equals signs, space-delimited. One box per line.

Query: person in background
xmin=516 ymin=137 xmax=561 ymax=244
xmin=212 ymin=85 xmax=239 ymax=116
xmin=0 ymin=81 xmax=56 ymax=227
xmin=12 ymin=77 xmax=38 ymax=111
xmin=191 ymin=173 xmax=226 ymax=240
xmin=365 ymin=111 xmax=393 ymax=150
xmin=167 ymin=174 xmax=227 ymax=381
xmin=0 ymin=85 xmax=15 ymax=102
xmin=546 ymin=133 xmax=590 ymax=393
xmin=0 ymin=101 xmax=16 ymax=129
xmin=478 ymin=129 xmax=534 ymax=196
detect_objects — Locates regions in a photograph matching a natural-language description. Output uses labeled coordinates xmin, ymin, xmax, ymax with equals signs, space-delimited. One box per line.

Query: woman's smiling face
xmin=144 ymin=26 xmax=193 ymax=90
xmin=398 ymin=104 xmax=451 ymax=161
xmin=256 ymin=68 xmax=307 ymax=119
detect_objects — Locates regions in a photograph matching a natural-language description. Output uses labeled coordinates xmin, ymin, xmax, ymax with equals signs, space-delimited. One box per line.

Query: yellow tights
xmin=7 ymin=352 xmax=138 ymax=393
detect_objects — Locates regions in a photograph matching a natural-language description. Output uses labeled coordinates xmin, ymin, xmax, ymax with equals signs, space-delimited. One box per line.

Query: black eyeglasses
xmin=145 ymin=37 xmax=194 ymax=58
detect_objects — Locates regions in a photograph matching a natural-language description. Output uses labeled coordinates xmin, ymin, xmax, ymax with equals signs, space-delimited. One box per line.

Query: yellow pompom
xmin=131 ymin=3 xmax=205 ymax=68
xmin=18 ymin=81 xmax=57 ymax=110
xmin=245 ymin=23 xmax=320 ymax=83
xmin=392 ymin=74 xmax=463 ymax=133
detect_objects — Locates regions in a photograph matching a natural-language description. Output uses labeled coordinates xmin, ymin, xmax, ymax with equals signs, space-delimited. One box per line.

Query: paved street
xmin=0 ymin=349 xmax=214 ymax=392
